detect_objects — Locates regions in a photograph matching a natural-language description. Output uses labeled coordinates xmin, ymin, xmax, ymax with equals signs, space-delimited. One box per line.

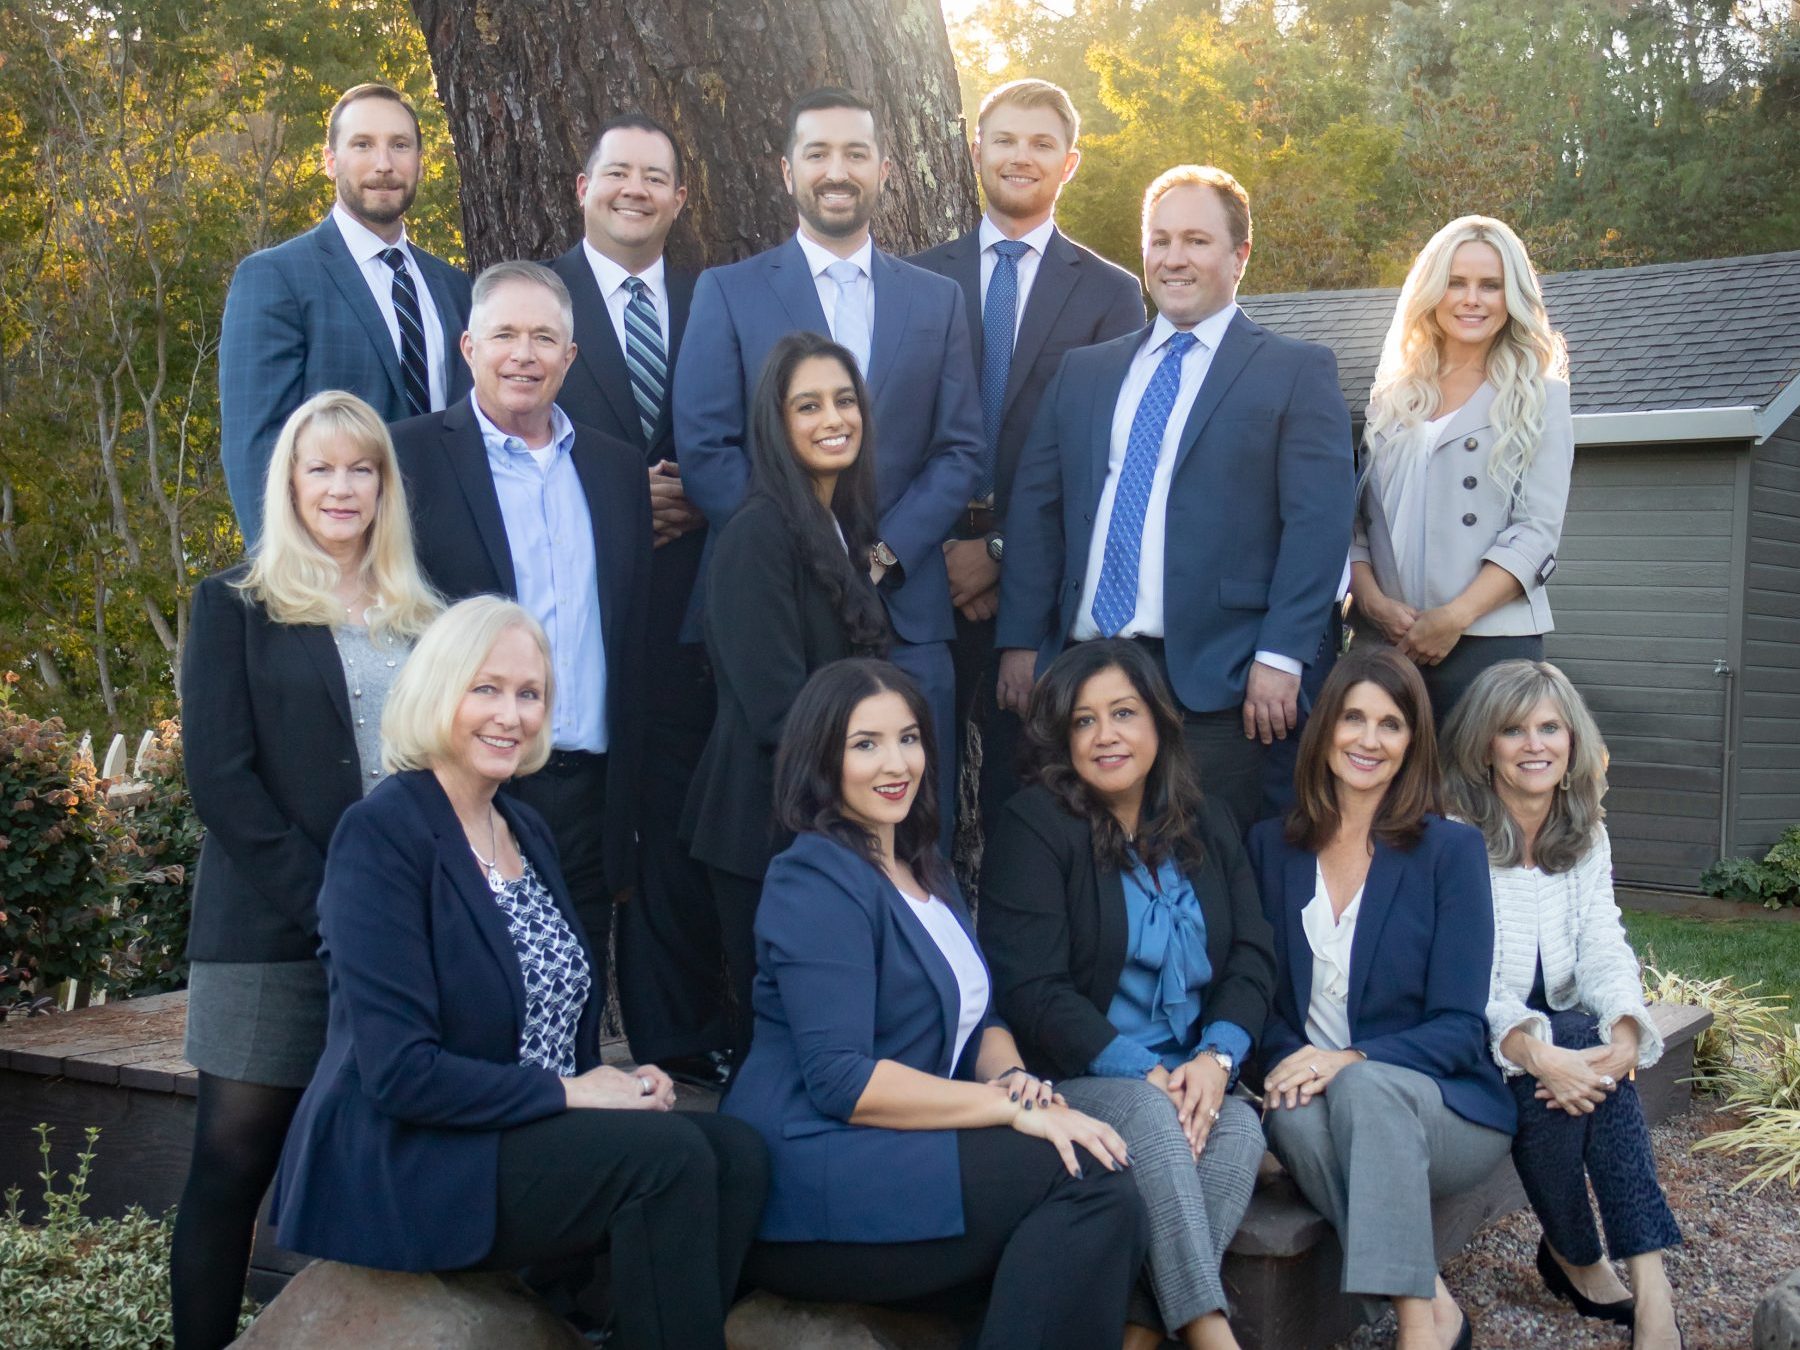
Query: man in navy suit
xmin=674 ymin=88 xmax=985 ymax=839
xmin=996 ymin=165 xmax=1353 ymax=830
xmin=547 ymin=114 xmax=730 ymax=1085
xmin=219 ymin=83 xmax=472 ymax=546
xmin=910 ymin=79 xmax=1144 ymax=835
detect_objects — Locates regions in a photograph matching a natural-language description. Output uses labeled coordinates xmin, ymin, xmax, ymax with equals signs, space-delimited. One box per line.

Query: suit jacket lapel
xmin=947 ymin=231 xmax=984 ymax=368
xmin=1085 ymin=330 xmax=1146 ymax=510
xmin=1345 ymin=843 xmax=1403 ymax=1029
xmin=1283 ymin=847 xmax=1315 ymax=1019
xmin=1172 ymin=310 xmax=1264 ymax=476
xmin=560 ymin=246 xmax=648 ymax=455
xmin=439 ymin=399 xmax=519 ymax=595
xmin=293 ymin=624 xmax=354 ymax=739
xmin=762 ymin=238 xmax=832 ymax=335
xmin=883 ymin=879 xmax=964 ymax=1073
xmin=1004 ymin=229 xmax=1078 ymax=417
xmin=655 ymin=269 xmax=696 ymax=452
xmin=416 ymin=253 xmax=466 ymax=391
xmin=311 ymin=219 xmax=405 ymax=408
xmin=867 ymin=249 xmax=911 ymax=396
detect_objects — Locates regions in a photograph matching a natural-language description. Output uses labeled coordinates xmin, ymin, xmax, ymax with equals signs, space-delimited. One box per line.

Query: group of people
xmin=167 ymin=71 xmax=1685 ymax=1350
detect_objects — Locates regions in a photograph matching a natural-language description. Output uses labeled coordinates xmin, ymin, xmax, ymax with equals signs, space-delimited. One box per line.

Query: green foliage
xmin=1692 ymin=1024 xmax=1800 ymax=1192
xmin=1700 ymin=826 xmax=1800 ymax=909
xmin=113 ymin=721 xmax=200 ymax=995
xmin=1642 ymin=960 xmax=1788 ymax=1075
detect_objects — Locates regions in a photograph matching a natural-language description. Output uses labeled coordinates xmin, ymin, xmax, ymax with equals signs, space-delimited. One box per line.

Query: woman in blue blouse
xmin=980 ymin=640 xmax=1277 ymax=1350
xmin=723 ymin=658 xmax=1148 ymax=1349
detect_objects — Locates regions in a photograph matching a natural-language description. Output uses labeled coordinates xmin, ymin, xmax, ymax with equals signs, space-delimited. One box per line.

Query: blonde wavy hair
xmin=237 ymin=391 xmax=440 ymax=643
xmin=1365 ymin=216 xmax=1568 ymax=503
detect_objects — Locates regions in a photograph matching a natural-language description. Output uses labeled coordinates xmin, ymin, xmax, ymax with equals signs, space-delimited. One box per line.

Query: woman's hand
xmin=562 ymin=1064 xmax=676 ymax=1112
xmin=1012 ymin=1102 xmax=1132 ymax=1178
xmin=1363 ymin=590 xmax=1421 ymax=647
xmin=986 ymin=1066 xmax=1057 ymax=1111
xmin=1262 ymin=1046 xmax=1363 ymax=1111
xmin=1167 ymin=1055 xmax=1229 ymax=1157
xmin=1526 ymin=1043 xmax=1615 ymax=1116
xmin=1580 ymin=1018 xmax=1641 ymax=1084
xmin=1396 ymin=603 xmax=1468 ymax=665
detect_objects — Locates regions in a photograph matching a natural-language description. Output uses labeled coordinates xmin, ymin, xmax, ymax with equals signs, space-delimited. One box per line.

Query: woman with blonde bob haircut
xmin=174 ymin=390 xmax=438 ymax=1348
xmin=273 ymin=596 xmax=768 ymax=1349
xmin=1352 ymin=216 xmax=1574 ymax=725
xmin=1444 ymin=661 xmax=1683 ymax=1350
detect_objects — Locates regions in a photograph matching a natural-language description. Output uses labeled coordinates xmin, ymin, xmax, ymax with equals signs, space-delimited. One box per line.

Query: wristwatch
xmin=870 ymin=540 xmax=899 ymax=570
xmin=985 ymin=533 xmax=1004 ymax=563
xmin=1201 ymin=1048 xmax=1235 ymax=1079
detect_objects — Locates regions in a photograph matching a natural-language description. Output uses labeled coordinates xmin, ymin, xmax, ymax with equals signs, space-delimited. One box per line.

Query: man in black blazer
xmin=910 ymin=80 xmax=1144 ymax=835
xmin=392 ymin=261 xmax=651 ymax=986
xmin=547 ymin=113 xmax=730 ymax=1083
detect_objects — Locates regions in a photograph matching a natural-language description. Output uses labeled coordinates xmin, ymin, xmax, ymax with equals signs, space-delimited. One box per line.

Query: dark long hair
xmin=1020 ymin=639 xmax=1208 ymax=876
xmin=1285 ymin=646 xmax=1440 ymax=854
xmin=747 ymin=332 xmax=888 ymax=651
xmin=773 ymin=658 xmax=952 ymax=897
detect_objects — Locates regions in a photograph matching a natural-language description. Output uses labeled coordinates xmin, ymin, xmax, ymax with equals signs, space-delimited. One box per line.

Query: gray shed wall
xmin=1733 ymin=413 xmax=1800 ymax=857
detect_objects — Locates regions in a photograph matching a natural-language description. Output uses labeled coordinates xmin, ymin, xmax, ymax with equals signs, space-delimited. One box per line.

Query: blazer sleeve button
xmin=1463 ymin=476 xmax=1478 ymax=489
xmin=1462 ymin=512 xmax=1478 ymax=526
xmin=1464 ymin=436 xmax=1479 ymax=450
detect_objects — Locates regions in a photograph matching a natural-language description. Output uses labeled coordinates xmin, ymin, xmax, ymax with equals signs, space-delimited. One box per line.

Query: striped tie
xmin=623 ymin=277 xmax=667 ymax=445
xmin=378 ymin=246 xmax=430 ymax=417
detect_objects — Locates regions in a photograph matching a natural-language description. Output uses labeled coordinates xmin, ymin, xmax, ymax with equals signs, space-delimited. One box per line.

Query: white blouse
xmin=1300 ymin=863 xmax=1364 ymax=1052
xmin=903 ymin=893 xmax=990 ymax=1069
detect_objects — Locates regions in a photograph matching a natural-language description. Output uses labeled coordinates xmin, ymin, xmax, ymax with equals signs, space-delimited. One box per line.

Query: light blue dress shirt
xmin=471 ymin=394 xmax=608 ymax=753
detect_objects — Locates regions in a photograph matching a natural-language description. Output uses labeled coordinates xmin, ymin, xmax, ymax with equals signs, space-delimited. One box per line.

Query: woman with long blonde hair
xmin=172 ymin=391 xmax=439 ymax=1348
xmin=1351 ymin=216 xmax=1573 ymax=725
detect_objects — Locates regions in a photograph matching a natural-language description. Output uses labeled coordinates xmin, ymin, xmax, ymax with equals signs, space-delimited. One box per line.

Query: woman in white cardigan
xmin=1444 ymin=660 xmax=1683 ymax=1350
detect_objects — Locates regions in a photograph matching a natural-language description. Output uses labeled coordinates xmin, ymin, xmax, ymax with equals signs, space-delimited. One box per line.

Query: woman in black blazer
xmin=172 ymin=392 xmax=441 ymax=1349
xmin=272 ymin=597 xmax=767 ymax=1349
xmin=980 ymin=640 xmax=1277 ymax=1350
xmin=684 ymin=331 xmax=889 ymax=1055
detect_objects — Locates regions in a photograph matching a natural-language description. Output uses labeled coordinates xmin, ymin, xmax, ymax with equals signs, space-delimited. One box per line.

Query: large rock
xmin=231 ymin=1260 xmax=585 ymax=1350
xmin=1756 ymin=1268 xmax=1800 ymax=1350
xmin=726 ymin=1291 xmax=964 ymax=1350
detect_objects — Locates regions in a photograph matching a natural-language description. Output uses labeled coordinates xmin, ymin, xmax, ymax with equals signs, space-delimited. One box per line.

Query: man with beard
xmin=676 ymin=87 xmax=983 ymax=852
xmin=220 ymin=83 xmax=472 ymax=546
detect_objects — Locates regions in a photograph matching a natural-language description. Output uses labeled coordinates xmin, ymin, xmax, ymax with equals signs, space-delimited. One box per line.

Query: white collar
xmin=794 ymin=229 xmax=875 ymax=280
xmin=469 ymin=390 xmax=575 ymax=455
xmin=332 ymin=202 xmax=411 ymax=265
xmin=582 ymin=240 xmax=666 ymax=302
xmin=1146 ymin=301 xmax=1238 ymax=357
xmin=978 ymin=214 xmax=1056 ymax=258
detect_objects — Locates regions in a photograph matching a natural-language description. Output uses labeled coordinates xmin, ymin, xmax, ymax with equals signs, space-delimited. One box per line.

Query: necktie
xmin=622 ymin=277 xmax=668 ymax=445
xmin=824 ymin=260 xmax=871 ymax=375
xmin=977 ymin=239 xmax=1031 ymax=501
xmin=1090 ymin=331 xmax=1199 ymax=638
xmin=378 ymin=246 xmax=430 ymax=417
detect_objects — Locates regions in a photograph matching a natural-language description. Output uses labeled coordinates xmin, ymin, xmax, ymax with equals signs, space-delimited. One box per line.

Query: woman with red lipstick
xmin=1351 ymin=216 xmax=1573 ymax=726
xmin=978 ymin=639 xmax=1275 ymax=1350
xmin=723 ymin=659 xmax=1150 ymax=1349
xmin=684 ymin=331 xmax=889 ymax=1058
xmin=1443 ymin=661 xmax=1683 ymax=1350
xmin=174 ymin=392 xmax=440 ymax=1349
xmin=1247 ymin=647 xmax=1512 ymax=1350
xmin=271 ymin=597 xmax=768 ymax=1350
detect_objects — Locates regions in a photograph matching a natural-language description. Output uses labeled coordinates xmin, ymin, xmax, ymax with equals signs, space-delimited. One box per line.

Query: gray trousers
xmin=1263 ymin=1060 xmax=1512 ymax=1299
xmin=1058 ymin=1076 xmax=1263 ymax=1332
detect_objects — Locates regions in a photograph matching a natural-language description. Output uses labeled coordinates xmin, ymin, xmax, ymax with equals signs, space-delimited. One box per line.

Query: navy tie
xmin=378 ymin=246 xmax=430 ymax=417
xmin=1090 ymin=331 xmax=1199 ymax=637
xmin=623 ymin=278 xmax=667 ymax=445
xmin=977 ymin=239 xmax=1031 ymax=501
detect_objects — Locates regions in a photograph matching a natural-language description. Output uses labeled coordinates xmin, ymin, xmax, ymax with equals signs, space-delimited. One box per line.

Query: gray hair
xmin=1442 ymin=659 xmax=1607 ymax=874
xmin=468 ymin=260 xmax=574 ymax=342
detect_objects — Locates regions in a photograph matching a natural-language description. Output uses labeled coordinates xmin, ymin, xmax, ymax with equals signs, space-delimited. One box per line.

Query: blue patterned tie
xmin=1090 ymin=331 xmax=1199 ymax=637
xmin=977 ymin=239 xmax=1031 ymax=501
xmin=622 ymin=277 xmax=667 ymax=445
xmin=824 ymin=260 xmax=871 ymax=375
xmin=378 ymin=247 xmax=430 ymax=417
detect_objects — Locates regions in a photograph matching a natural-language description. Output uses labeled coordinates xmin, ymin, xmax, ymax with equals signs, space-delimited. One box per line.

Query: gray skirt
xmin=184 ymin=958 xmax=329 ymax=1088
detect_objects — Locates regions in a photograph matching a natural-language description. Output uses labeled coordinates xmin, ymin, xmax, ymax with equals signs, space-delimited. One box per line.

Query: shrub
xmin=1693 ymin=1023 xmax=1800 ymax=1192
xmin=1642 ymin=962 xmax=1786 ymax=1075
xmin=1699 ymin=825 xmax=1800 ymax=909
xmin=112 ymin=721 xmax=199 ymax=995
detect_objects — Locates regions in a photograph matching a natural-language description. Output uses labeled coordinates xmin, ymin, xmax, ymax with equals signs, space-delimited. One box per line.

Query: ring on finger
xmin=1207 ymin=1107 xmax=1220 ymax=1120
xmin=637 ymin=1076 xmax=652 ymax=1096
xmin=1308 ymin=1063 xmax=1320 ymax=1077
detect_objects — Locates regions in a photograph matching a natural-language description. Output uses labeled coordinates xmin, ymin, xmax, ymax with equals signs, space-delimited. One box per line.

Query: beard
xmin=339 ymin=175 xmax=419 ymax=228
xmin=794 ymin=179 xmax=878 ymax=239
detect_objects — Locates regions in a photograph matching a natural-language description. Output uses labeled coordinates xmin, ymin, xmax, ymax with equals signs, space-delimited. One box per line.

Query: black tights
xmin=170 ymin=1073 xmax=303 ymax=1350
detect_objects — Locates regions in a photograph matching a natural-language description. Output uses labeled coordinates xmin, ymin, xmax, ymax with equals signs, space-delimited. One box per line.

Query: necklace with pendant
xmin=467 ymin=806 xmax=506 ymax=893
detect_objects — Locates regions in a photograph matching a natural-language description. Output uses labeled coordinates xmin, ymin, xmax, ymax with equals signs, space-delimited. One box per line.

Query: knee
xmin=709 ymin=1115 xmax=771 ymax=1195
xmin=1326 ymin=1059 xmax=1402 ymax=1113
xmin=1083 ymin=1165 xmax=1151 ymax=1255
xmin=1109 ymin=1078 xmax=1185 ymax=1135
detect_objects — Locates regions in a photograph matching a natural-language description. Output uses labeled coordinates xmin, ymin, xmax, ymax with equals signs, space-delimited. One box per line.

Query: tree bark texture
xmin=411 ymin=0 xmax=980 ymax=271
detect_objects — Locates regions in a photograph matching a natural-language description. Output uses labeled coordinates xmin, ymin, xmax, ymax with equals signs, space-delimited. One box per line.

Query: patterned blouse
xmin=490 ymin=859 xmax=592 ymax=1075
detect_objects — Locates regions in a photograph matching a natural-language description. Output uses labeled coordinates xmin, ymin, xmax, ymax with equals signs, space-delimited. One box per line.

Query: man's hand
xmin=996 ymin=648 xmax=1037 ymax=715
xmin=943 ymin=537 xmax=1000 ymax=608
xmin=1242 ymin=660 xmax=1301 ymax=744
xmin=647 ymin=460 xmax=703 ymax=548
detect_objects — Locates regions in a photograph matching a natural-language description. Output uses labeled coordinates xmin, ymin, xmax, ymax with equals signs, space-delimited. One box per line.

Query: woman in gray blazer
xmin=1351 ymin=215 xmax=1573 ymax=725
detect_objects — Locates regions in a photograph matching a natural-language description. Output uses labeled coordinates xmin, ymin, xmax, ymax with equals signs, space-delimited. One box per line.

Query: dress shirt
xmin=977 ymin=214 xmax=1056 ymax=345
xmin=471 ymin=394 xmax=607 ymax=753
xmin=1070 ymin=303 xmax=1300 ymax=677
xmin=331 ymin=203 xmax=449 ymax=411
xmin=1300 ymin=862 xmax=1363 ymax=1051
xmin=581 ymin=241 xmax=672 ymax=354
xmin=794 ymin=230 xmax=876 ymax=354
xmin=900 ymin=891 xmax=990 ymax=1069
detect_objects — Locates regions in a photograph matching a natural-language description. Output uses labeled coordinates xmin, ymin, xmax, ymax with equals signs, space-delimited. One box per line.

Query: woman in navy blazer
xmin=1247 ymin=647 xmax=1513 ymax=1350
xmin=272 ymin=598 xmax=766 ymax=1350
xmin=722 ymin=659 xmax=1148 ymax=1349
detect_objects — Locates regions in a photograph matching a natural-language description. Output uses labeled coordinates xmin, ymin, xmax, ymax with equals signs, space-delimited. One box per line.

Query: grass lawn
xmin=1624 ymin=910 xmax=1800 ymax=1024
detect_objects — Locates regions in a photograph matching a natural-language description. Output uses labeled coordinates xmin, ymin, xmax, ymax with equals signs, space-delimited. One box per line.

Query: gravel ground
xmin=1331 ymin=1104 xmax=1800 ymax=1349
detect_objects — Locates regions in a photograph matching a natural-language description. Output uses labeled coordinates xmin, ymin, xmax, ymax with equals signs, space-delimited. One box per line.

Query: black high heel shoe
xmin=1537 ymin=1237 xmax=1636 ymax=1328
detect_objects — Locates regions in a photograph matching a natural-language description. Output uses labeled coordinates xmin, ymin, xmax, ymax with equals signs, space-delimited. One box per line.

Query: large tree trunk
xmin=411 ymin=0 xmax=979 ymax=270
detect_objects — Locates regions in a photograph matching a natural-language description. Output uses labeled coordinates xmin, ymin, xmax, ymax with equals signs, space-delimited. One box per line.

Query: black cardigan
xmin=978 ymin=783 xmax=1277 ymax=1079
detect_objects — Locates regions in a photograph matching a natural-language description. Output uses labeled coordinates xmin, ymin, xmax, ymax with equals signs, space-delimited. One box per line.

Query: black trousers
xmin=951 ymin=609 xmax=1024 ymax=845
xmin=1352 ymin=629 xmax=1545 ymax=730
xmin=480 ymin=1108 xmax=769 ymax=1350
xmin=708 ymin=867 xmax=765 ymax=1060
xmin=507 ymin=751 xmax=614 ymax=985
xmin=745 ymin=1126 xmax=1149 ymax=1350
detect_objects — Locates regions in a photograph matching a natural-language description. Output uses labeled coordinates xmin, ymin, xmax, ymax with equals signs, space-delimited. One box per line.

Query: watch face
xmin=986 ymin=536 xmax=1004 ymax=562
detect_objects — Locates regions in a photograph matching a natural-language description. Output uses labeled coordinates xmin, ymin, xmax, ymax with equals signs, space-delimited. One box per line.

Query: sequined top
xmin=489 ymin=858 xmax=592 ymax=1075
xmin=331 ymin=623 xmax=410 ymax=793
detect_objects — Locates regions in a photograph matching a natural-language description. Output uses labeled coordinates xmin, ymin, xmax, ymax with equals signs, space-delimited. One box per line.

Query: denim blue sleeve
xmin=1087 ymin=1034 xmax=1162 ymax=1079
xmin=1199 ymin=1020 xmax=1253 ymax=1071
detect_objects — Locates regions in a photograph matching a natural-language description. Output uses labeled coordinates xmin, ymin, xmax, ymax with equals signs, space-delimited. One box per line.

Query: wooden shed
xmin=1245 ymin=251 xmax=1800 ymax=890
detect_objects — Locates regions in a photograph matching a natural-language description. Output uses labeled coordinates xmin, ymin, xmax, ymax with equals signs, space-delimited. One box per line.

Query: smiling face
xmin=1433 ymin=240 xmax=1508 ymax=361
xmin=445 ymin=624 xmax=548 ymax=789
xmin=576 ymin=125 xmax=687 ymax=271
xmin=290 ymin=427 xmax=380 ymax=566
xmin=323 ymin=95 xmax=421 ymax=239
xmin=838 ymin=689 xmax=927 ymax=836
xmin=784 ymin=354 xmax=863 ymax=488
xmin=975 ymin=101 xmax=1078 ymax=232
xmin=783 ymin=106 xmax=890 ymax=247
xmin=1328 ymin=680 xmax=1414 ymax=804
xmin=1143 ymin=183 xmax=1248 ymax=330
xmin=461 ymin=279 xmax=577 ymax=438
xmin=1488 ymin=694 xmax=1571 ymax=810
xmin=1067 ymin=665 xmax=1159 ymax=819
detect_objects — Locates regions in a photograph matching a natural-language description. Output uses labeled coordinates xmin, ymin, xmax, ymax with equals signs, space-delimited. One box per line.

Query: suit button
xmin=1462 ymin=512 xmax=1478 ymax=526
xmin=1463 ymin=476 xmax=1478 ymax=489
xmin=1464 ymin=436 xmax=1479 ymax=450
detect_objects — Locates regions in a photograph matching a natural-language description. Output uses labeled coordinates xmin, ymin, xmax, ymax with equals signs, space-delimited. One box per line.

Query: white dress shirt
xmin=582 ymin=241 xmax=671 ymax=353
xmin=794 ymin=230 xmax=876 ymax=351
xmin=978 ymin=214 xmax=1057 ymax=344
xmin=331 ymin=203 xmax=449 ymax=411
xmin=1300 ymin=862 xmax=1364 ymax=1052
xmin=902 ymin=891 xmax=990 ymax=1069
